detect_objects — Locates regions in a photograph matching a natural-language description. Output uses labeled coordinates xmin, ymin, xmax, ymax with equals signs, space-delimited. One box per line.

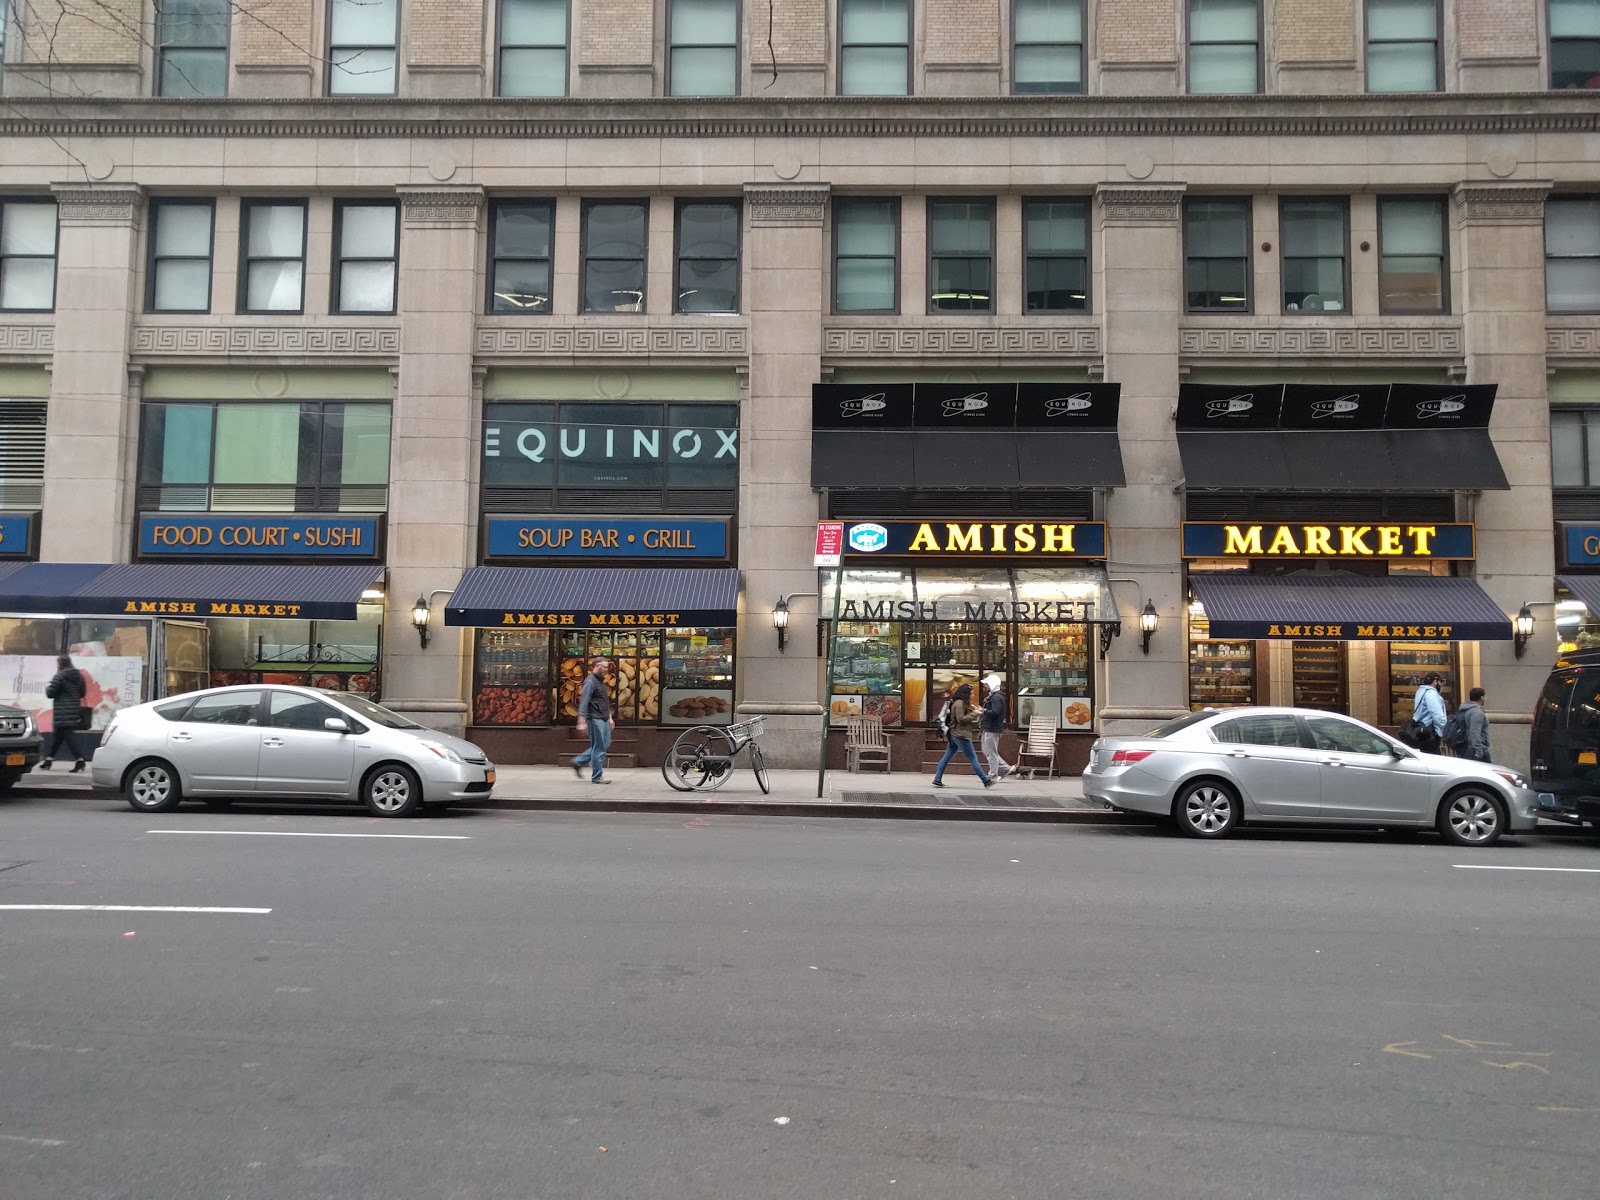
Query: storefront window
xmin=1386 ymin=641 xmax=1456 ymax=724
xmin=833 ymin=621 xmax=904 ymax=726
xmin=474 ymin=628 xmax=553 ymax=726
xmin=1188 ymin=608 xmax=1255 ymax=710
xmin=0 ymin=617 xmax=154 ymax=732
xmin=205 ymin=604 xmax=381 ymax=695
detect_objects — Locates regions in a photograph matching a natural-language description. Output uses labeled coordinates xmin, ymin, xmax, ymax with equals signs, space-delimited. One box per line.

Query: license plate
xmin=5 ymin=753 xmax=23 ymax=766
xmin=484 ymin=769 xmax=496 ymax=785
xmin=1580 ymin=751 xmax=1596 ymax=766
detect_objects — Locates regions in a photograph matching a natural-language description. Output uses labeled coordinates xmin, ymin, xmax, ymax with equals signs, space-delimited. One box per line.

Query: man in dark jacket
xmin=978 ymin=673 xmax=1013 ymax=780
xmin=570 ymin=658 xmax=615 ymax=784
xmin=1457 ymin=687 xmax=1491 ymax=763
xmin=42 ymin=655 xmax=87 ymax=773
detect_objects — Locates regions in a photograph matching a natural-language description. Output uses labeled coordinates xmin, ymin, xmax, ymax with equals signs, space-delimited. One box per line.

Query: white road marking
xmin=0 ymin=1134 xmax=67 ymax=1147
xmin=1453 ymin=864 xmax=1600 ymax=874
xmin=146 ymin=829 xmax=469 ymax=840
xmin=0 ymin=904 xmax=271 ymax=913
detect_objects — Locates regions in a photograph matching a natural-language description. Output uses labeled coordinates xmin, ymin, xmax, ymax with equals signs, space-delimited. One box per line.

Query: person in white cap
xmin=978 ymin=673 xmax=1013 ymax=780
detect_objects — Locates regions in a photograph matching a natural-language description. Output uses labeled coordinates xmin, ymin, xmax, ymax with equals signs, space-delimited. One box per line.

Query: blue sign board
xmin=1181 ymin=522 xmax=1475 ymax=560
xmin=1562 ymin=524 xmax=1600 ymax=568
xmin=0 ymin=512 xmax=37 ymax=558
xmin=485 ymin=517 xmax=730 ymax=560
xmin=139 ymin=515 xmax=382 ymax=559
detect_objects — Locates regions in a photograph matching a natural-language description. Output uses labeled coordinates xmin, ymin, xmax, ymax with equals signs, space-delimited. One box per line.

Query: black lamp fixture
xmin=1139 ymin=600 xmax=1159 ymax=655
xmin=773 ymin=596 xmax=791 ymax=652
xmin=1513 ymin=604 xmax=1535 ymax=659
xmin=412 ymin=595 xmax=431 ymax=650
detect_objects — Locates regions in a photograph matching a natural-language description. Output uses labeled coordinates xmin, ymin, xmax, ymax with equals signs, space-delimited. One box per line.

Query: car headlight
xmin=1493 ymin=769 xmax=1527 ymax=790
xmin=420 ymin=740 xmax=464 ymax=764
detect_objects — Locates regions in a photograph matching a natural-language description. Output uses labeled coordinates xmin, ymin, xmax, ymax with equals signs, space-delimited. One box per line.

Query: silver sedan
xmin=91 ymin=685 xmax=496 ymax=817
xmin=1082 ymin=707 xmax=1540 ymax=846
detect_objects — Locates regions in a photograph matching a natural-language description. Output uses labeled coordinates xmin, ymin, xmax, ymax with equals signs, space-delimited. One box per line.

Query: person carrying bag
xmin=42 ymin=655 xmax=89 ymax=773
xmin=931 ymin=683 xmax=995 ymax=789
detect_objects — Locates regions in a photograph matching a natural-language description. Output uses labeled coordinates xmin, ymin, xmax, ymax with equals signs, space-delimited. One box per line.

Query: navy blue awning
xmin=1558 ymin=575 xmax=1600 ymax=614
xmin=445 ymin=566 xmax=741 ymax=628
xmin=0 ymin=562 xmax=385 ymax=621
xmin=1189 ymin=573 xmax=1512 ymax=641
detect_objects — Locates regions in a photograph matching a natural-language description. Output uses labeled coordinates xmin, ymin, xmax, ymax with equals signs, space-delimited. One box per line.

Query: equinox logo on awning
xmin=1205 ymin=393 xmax=1254 ymax=417
xmin=940 ymin=391 xmax=990 ymax=416
xmin=1416 ymin=394 xmax=1466 ymax=419
xmin=1310 ymin=394 xmax=1361 ymax=418
xmin=1043 ymin=392 xmax=1095 ymax=417
xmin=839 ymin=392 xmax=888 ymax=417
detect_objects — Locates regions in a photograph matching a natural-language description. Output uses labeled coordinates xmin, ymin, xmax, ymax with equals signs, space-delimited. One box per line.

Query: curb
xmin=466 ymin=798 xmax=1135 ymax=822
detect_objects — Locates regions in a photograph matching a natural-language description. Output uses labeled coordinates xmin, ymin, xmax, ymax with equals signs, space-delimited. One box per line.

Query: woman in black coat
xmin=42 ymin=655 xmax=87 ymax=772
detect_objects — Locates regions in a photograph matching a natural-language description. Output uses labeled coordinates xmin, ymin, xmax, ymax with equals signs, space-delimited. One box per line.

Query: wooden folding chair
xmin=1014 ymin=715 xmax=1059 ymax=779
xmin=845 ymin=714 xmax=890 ymax=773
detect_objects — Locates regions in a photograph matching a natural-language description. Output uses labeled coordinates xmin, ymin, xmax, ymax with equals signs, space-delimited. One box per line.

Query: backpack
xmin=1441 ymin=709 xmax=1469 ymax=753
xmin=936 ymin=700 xmax=956 ymax=740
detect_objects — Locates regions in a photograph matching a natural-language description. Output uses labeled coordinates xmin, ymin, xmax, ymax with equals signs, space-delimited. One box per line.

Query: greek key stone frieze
xmin=1179 ymin=325 xmax=1463 ymax=358
xmin=1452 ymin=182 xmax=1552 ymax=223
xmin=1096 ymin=184 xmax=1185 ymax=225
xmin=474 ymin=326 xmax=749 ymax=357
xmin=131 ymin=326 xmax=401 ymax=356
xmin=1547 ymin=326 xmax=1600 ymax=358
xmin=398 ymin=186 xmax=485 ymax=227
xmin=823 ymin=326 xmax=1102 ymax=358
xmin=0 ymin=325 xmax=55 ymax=353
xmin=744 ymin=184 xmax=831 ymax=227
xmin=50 ymin=183 xmax=142 ymax=226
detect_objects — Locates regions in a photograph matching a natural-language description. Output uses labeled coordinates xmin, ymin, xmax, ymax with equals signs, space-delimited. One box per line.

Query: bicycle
xmin=662 ymin=715 xmax=770 ymax=794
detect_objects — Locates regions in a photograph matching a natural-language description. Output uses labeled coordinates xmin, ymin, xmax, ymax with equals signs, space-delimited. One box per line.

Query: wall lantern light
xmin=412 ymin=595 xmax=432 ymax=650
xmin=1139 ymin=600 xmax=1159 ymax=655
xmin=1513 ymin=605 xmax=1535 ymax=659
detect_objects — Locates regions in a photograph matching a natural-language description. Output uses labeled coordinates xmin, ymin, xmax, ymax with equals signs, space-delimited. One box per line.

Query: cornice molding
xmin=1097 ymin=183 xmax=1185 ymax=225
xmin=130 ymin=324 xmax=401 ymax=357
xmin=1180 ymin=323 xmax=1464 ymax=360
xmin=0 ymin=324 xmax=55 ymax=354
xmin=823 ymin=324 xmax=1102 ymax=360
xmin=474 ymin=325 xmax=749 ymax=358
xmin=744 ymin=183 xmax=830 ymax=227
xmin=1452 ymin=181 xmax=1553 ymax=224
xmin=398 ymin=186 xmax=485 ymax=227
xmin=1547 ymin=325 xmax=1600 ymax=359
xmin=49 ymin=182 xmax=142 ymax=226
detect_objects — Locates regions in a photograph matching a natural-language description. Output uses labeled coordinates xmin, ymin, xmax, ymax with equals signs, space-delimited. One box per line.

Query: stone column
xmin=1096 ymin=183 xmax=1188 ymax=734
xmin=1454 ymin=181 xmax=1555 ymax=773
xmin=41 ymin=183 xmax=143 ymax=563
xmin=381 ymin=186 xmax=485 ymax=736
xmin=736 ymin=183 xmax=830 ymax=768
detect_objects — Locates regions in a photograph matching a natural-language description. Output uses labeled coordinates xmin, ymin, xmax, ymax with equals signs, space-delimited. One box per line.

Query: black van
xmin=1530 ymin=648 xmax=1600 ymax=829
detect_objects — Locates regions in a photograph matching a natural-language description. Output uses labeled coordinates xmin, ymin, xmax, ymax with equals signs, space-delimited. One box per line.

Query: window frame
xmin=667 ymin=0 xmax=741 ymax=97
xmin=1546 ymin=195 xmax=1600 ymax=315
xmin=237 ymin=198 xmax=309 ymax=315
xmin=1279 ymin=195 xmax=1351 ymax=316
xmin=331 ymin=200 xmax=400 ymax=316
xmin=1550 ymin=406 xmax=1600 ymax=488
xmin=673 ymin=198 xmax=742 ymax=315
xmin=145 ymin=198 xmax=216 ymax=315
xmin=1182 ymin=195 xmax=1253 ymax=314
xmin=326 ymin=0 xmax=400 ymax=96
xmin=1010 ymin=0 xmax=1086 ymax=95
xmin=1021 ymin=195 xmax=1090 ymax=313
xmin=496 ymin=0 xmax=570 ymax=98
xmin=487 ymin=198 xmax=556 ymax=315
xmin=1550 ymin=0 xmax=1600 ymax=90
xmin=925 ymin=196 xmax=997 ymax=315
xmin=154 ymin=0 xmax=232 ymax=98
xmin=1376 ymin=194 xmax=1449 ymax=315
xmin=1364 ymin=0 xmax=1441 ymax=93
xmin=579 ymin=198 xmax=650 ymax=314
xmin=832 ymin=196 xmax=902 ymax=316
xmin=0 ymin=198 xmax=59 ymax=314
xmin=1186 ymin=0 xmax=1262 ymax=95
xmin=838 ymin=0 xmax=913 ymax=97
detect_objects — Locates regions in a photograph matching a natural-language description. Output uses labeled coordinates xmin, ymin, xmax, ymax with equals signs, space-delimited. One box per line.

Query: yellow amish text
xmin=907 ymin=522 xmax=1079 ymax=554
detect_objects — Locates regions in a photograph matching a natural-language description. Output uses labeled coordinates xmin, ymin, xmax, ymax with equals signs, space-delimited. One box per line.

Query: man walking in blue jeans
xmin=571 ymin=658 xmax=615 ymax=784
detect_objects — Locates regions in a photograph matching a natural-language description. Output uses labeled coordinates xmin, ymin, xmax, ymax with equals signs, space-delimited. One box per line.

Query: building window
xmin=675 ymin=200 xmax=740 ymax=313
xmin=833 ymin=198 xmax=899 ymax=314
xmin=1280 ymin=198 xmax=1349 ymax=313
xmin=1022 ymin=198 xmax=1089 ymax=312
xmin=1551 ymin=409 xmax=1600 ymax=486
xmin=1547 ymin=197 xmax=1600 ymax=312
xmin=0 ymin=200 xmax=58 ymax=312
xmin=840 ymin=0 xmax=910 ymax=96
xmin=155 ymin=0 xmax=230 ymax=96
xmin=328 ymin=0 xmax=398 ymax=95
xmin=581 ymin=201 xmax=648 ymax=313
xmin=1551 ymin=0 xmax=1600 ymax=89
xmin=498 ymin=0 xmax=568 ymax=97
xmin=1012 ymin=0 xmax=1084 ymax=93
xmin=1377 ymin=196 xmax=1447 ymax=313
xmin=1365 ymin=0 xmax=1439 ymax=92
xmin=0 ymin=400 xmax=48 ymax=509
xmin=1183 ymin=197 xmax=1250 ymax=312
xmin=239 ymin=200 xmax=307 ymax=314
xmin=147 ymin=201 xmax=215 ymax=313
xmin=927 ymin=198 xmax=994 ymax=314
xmin=669 ymin=0 xmax=738 ymax=96
xmin=489 ymin=200 xmax=554 ymax=314
xmin=332 ymin=202 xmax=399 ymax=314
xmin=1188 ymin=0 xmax=1259 ymax=94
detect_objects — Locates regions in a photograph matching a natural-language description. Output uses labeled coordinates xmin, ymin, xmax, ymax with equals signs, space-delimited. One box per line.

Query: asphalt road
xmin=3 ymin=792 xmax=1599 ymax=1200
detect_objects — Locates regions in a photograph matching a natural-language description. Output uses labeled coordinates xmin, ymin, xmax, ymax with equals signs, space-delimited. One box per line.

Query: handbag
xmin=76 ymin=705 xmax=93 ymax=731
xmin=1396 ymin=716 xmax=1423 ymax=746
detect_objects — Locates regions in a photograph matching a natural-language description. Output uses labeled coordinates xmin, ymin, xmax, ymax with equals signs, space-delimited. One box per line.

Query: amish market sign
xmin=841 ymin=520 xmax=1108 ymax=558
xmin=838 ymin=599 xmax=1095 ymax=622
xmin=1181 ymin=522 xmax=1475 ymax=560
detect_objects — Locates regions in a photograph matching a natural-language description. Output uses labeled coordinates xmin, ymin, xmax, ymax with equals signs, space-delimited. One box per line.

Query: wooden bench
xmin=845 ymin=714 xmax=891 ymax=773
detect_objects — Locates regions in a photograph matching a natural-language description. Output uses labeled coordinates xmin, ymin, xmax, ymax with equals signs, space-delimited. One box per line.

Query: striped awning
xmin=0 ymin=562 xmax=385 ymax=621
xmin=1189 ymin=572 xmax=1512 ymax=641
xmin=444 ymin=566 xmax=741 ymax=628
xmin=1558 ymin=575 xmax=1600 ymax=614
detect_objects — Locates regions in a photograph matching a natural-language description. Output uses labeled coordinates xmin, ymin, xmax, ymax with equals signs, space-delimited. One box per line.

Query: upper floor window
xmin=1365 ymin=0 xmax=1439 ymax=92
xmin=328 ymin=0 xmax=399 ymax=95
xmin=1280 ymin=198 xmax=1348 ymax=314
xmin=156 ymin=0 xmax=230 ymax=97
xmin=840 ymin=0 xmax=910 ymax=96
xmin=675 ymin=200 xmax=740 ymax=313
xmin=1551 ymin=408 xmax=1600 ymax=486
xmin=1551 ymin=0 xmax=1600 ymax=89
xmin=489 ymin=200 xmax=554 ymax=313
xmin=1377 ymin=196 xmax=1447 ymax=313
xmin=1547 ymin=197 xmax=1600 ymax=312
xmin=1188 ymin=0 xmax=1259 ymax=94
xmin=0 ymin=400 xmax=47 ymax=510
xmin=833 ymin=197 xmax=899 ymax=314
xmin=332 ymin=201 xmax=399 ymax=314
xmin=927 ymin=198 xmax=994 ymax=314
xmin=498 ymin=0 xmax=569 ymax=97
xmin=1023 ymin=198 xmax=1089 ymax=312
xmin=240 ymin=200 xmax=308 ymax=314
xmin=0 ymin=200 xmax=58 ymax=312
xmin=1183 ymin=197 xmax=1250 ymax=312
xmin=669 ymin=0 xmax=739 ymax=96
xmin=147 ymin=200 xmax=215 ymax=313
xmin=1012 ymin=0 xmax=1084 ymax=94
xmin=581 ymin=200 xmax=648 ymax=313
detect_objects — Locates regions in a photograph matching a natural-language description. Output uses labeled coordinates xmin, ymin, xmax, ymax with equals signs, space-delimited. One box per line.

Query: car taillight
xmin=1111 ymin=749 xmax=1153 ymax=764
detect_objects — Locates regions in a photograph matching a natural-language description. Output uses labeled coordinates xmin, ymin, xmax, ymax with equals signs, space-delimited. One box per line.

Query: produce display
xmin=474 ymin=686 xmax=550 ymax=726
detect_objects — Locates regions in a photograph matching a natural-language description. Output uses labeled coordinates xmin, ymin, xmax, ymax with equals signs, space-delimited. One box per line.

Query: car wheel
xmin=125 ymin=760 xmax=182 ymax=813
xmin=1437 ymin=787 xmax=1505 ymax=847
xmin=362 ymin=764 xmax=422 ymax=817
xmin=1173 ymin=778 xmax=1240 ymax=839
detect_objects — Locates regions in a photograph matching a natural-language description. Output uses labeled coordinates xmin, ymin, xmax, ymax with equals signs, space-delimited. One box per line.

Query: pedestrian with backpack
xmin=1444 ymin=687 xmax=1491 ymax=762
xmin=1407 ymin=672 xmax=1447 ymax=754
xmin=931 ymin=683 xmax=995 ymax=789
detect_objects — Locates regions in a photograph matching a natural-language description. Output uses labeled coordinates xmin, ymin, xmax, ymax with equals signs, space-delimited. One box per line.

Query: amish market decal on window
xmin=1181 ymin=523 xmax=1475 ymax=560
xmin=838 ymin=599 xmax=1095 ymax=622
xmin=139 ymin=515 xmax=382 ymax=559
xmin=485 ymin=518 xmax=729 ymax=560
xmin=841 ymin=520 xmax=1108 ymax=559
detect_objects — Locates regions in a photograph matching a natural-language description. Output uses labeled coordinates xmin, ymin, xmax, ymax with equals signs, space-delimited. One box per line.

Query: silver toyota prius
xmin=1082 ymin=706 xmax=1540 ymax=845
xmin=91 ymin=685 xmax=496 ymax=817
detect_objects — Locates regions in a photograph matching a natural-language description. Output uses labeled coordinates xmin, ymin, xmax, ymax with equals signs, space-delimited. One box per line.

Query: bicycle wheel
xmin=662 ymin=726 xmax=736 ymax=791
xmin=749 ymin=743 xmax=770 ymax=795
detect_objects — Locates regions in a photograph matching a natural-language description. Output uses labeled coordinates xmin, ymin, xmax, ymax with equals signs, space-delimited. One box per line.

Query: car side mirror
xmin=1389 ymin=743 xmax=1410 ymax=759
xmin=324 ymin=717 xmax=351 ymax=734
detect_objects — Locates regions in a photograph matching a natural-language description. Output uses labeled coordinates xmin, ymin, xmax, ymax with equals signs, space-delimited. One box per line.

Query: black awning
xmin=0 ymin=562 xmax=385 ymax=621
xmin=1178 ymin=432 xmax=1293 ymax=490
xmin=1015 ymin=432 xmax=1125 ymax=487
xmin=912 ymin=433 xmax=1019 ymax=487
xmin=1558 ymin=575 xmax=1600 ymax=614
xmin=1189 ymin=573 xmax=1512 ymax=641
xmin=445 ymin=566 xmax=740 ymax=628
xmin=811 ymin=432 xmax=915 ymax=488
xmin=1180 ymin=430 xmax=1508 ymax=492
xmin=815 ymin=430 xmax=1122 ymax=489
xmin=1391 ymin=430 xmax=1508 ymax=491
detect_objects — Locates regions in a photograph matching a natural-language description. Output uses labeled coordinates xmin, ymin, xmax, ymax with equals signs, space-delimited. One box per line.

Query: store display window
xmin=0 ymin=616 xmax=154 ymax=732
xmin=1188 ymin=609 xmax=1256 ymax=709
